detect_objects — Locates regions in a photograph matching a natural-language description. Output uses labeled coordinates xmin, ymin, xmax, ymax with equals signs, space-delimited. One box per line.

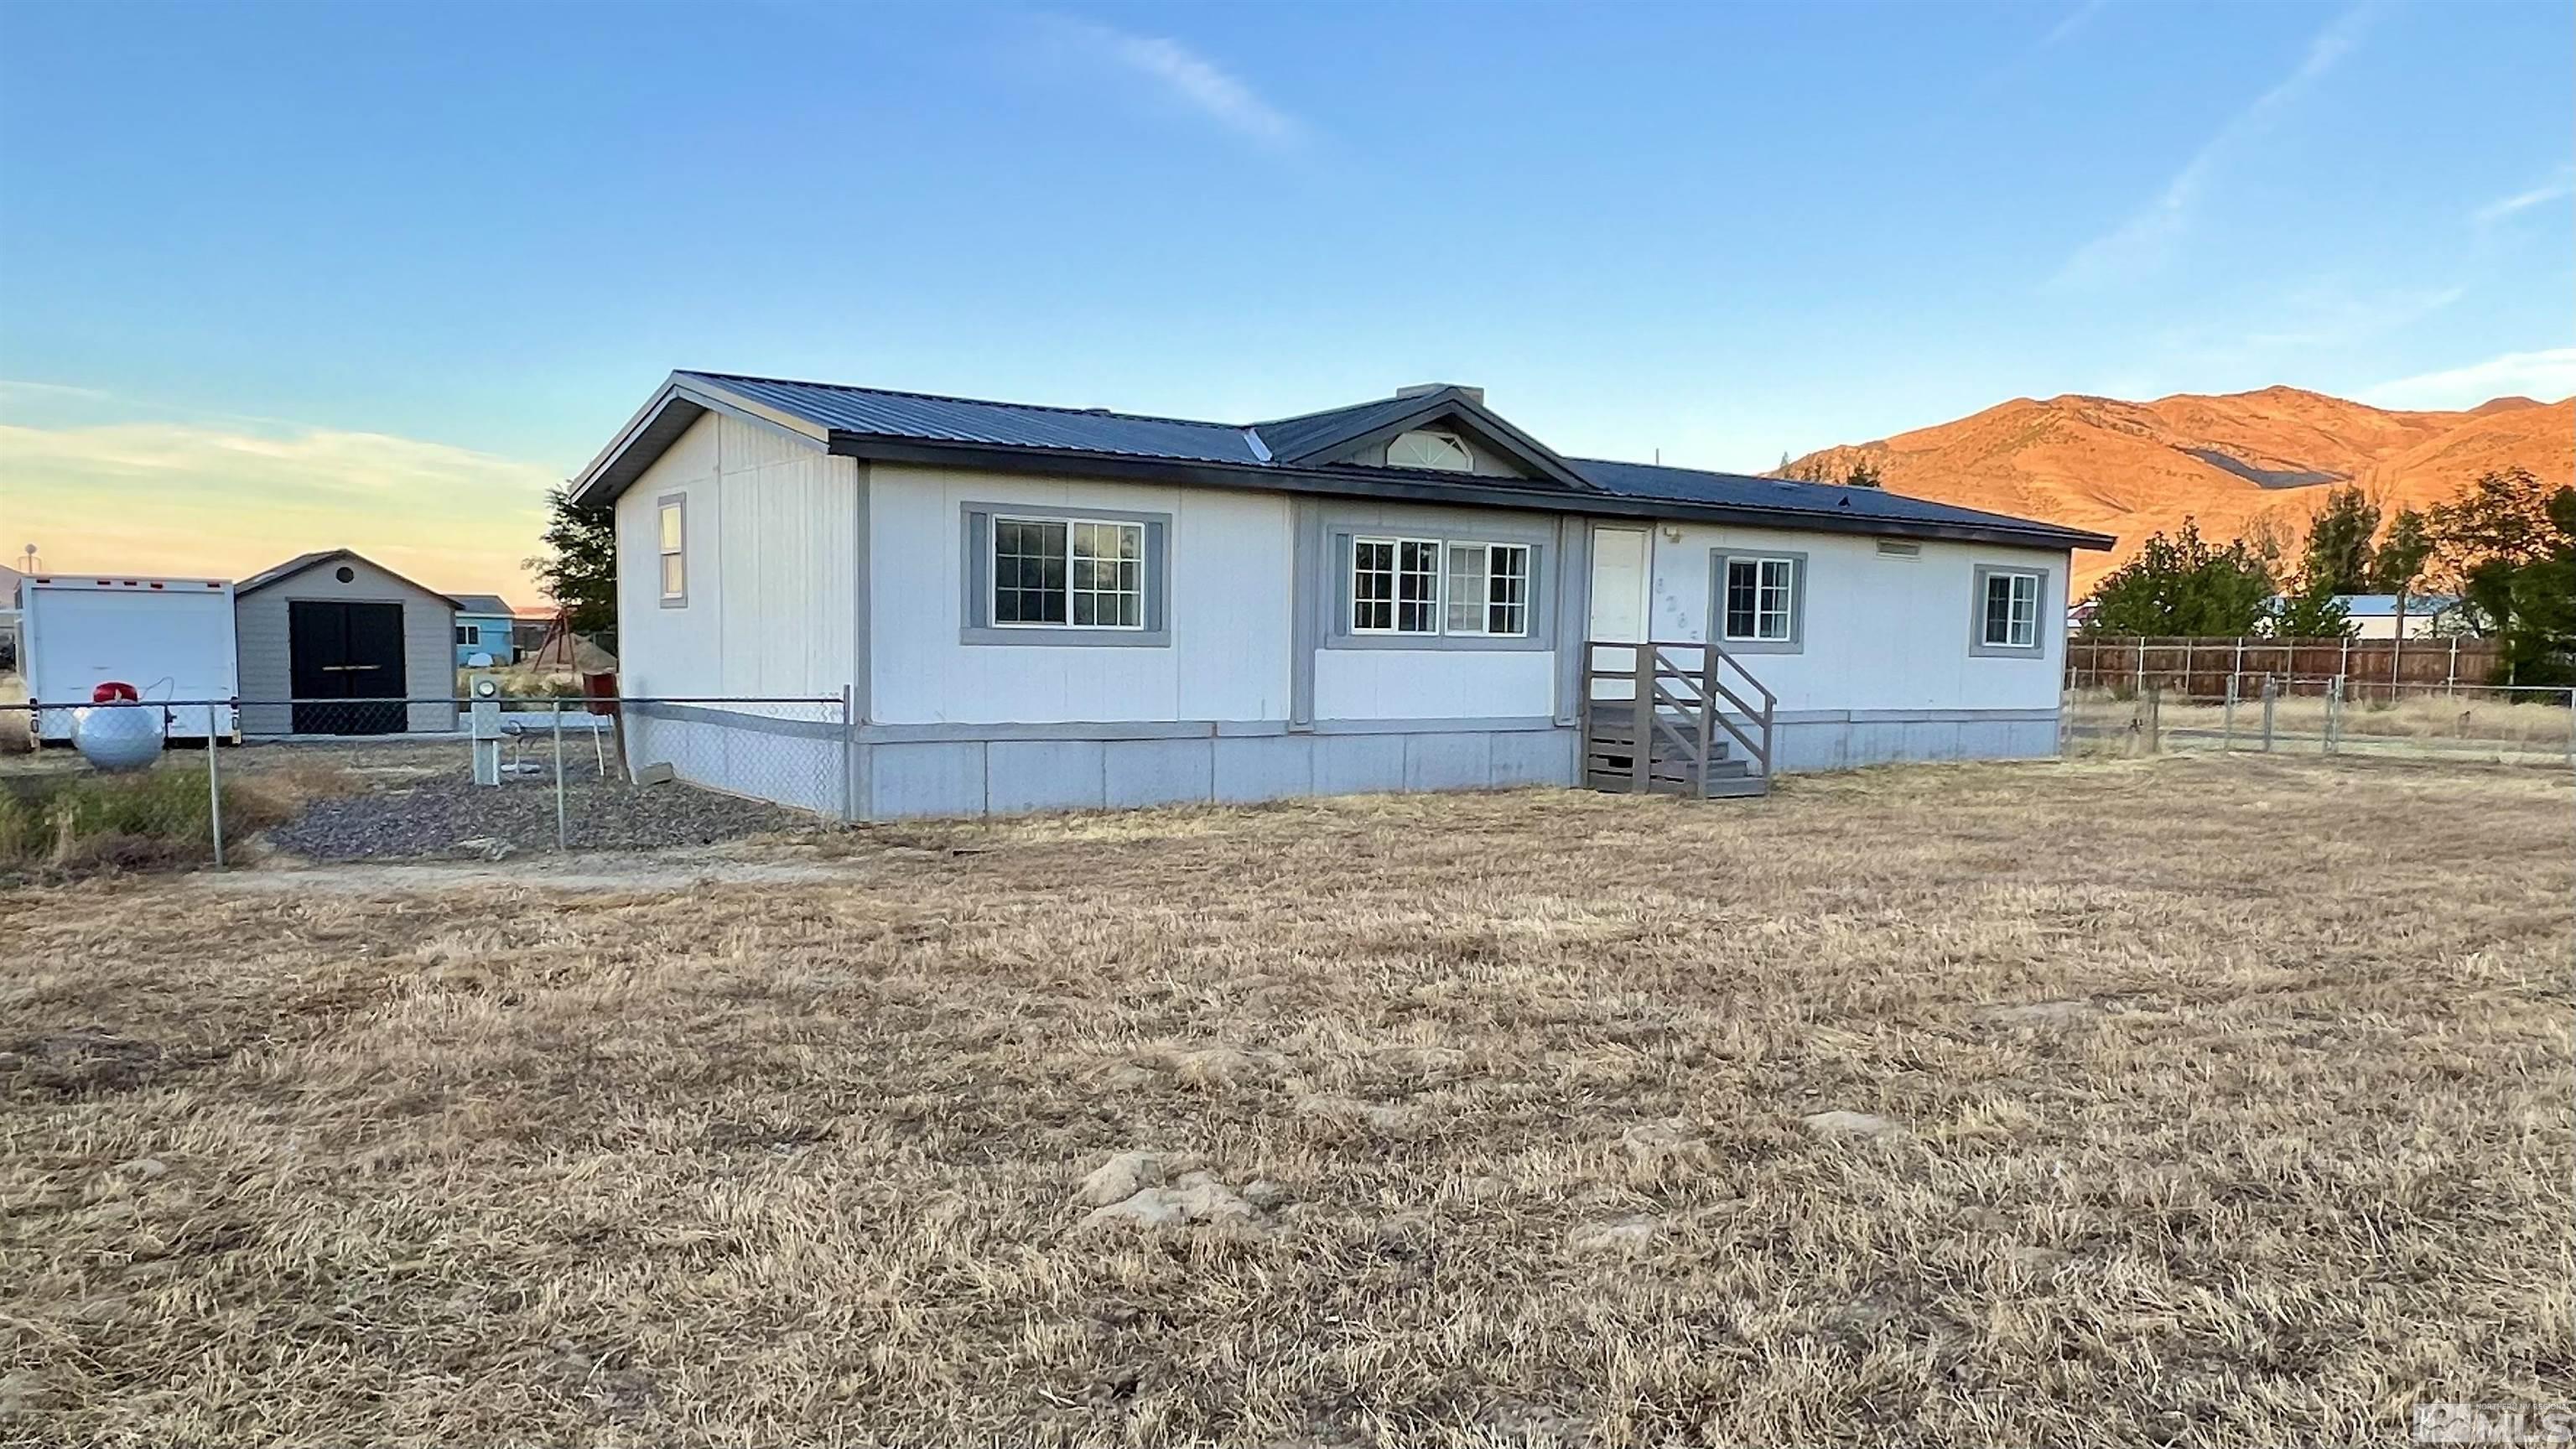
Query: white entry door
xmin=1588 ymin=526 xmax=1650 ymax=702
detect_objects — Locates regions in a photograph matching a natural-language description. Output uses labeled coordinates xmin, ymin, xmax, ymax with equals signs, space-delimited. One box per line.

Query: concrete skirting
xmin=620 ymin=704 xmax=2064 ymax=821
xmin=864 ymin=725 xmax=1582 ymax=819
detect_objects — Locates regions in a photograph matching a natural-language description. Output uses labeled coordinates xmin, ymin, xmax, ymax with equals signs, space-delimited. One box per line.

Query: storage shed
xmin=234 ymin=549 xmax=460 ymax=735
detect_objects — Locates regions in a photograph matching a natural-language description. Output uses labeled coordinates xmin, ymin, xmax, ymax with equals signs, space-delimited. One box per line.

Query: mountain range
xmin=1783 ymin=387 xmax=2575 ymax=595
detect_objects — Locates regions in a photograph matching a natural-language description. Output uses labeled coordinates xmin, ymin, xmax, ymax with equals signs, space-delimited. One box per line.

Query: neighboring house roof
xmin=2334 ymin=593 xmax=2459 ymax=619
xmin=449 ymin=593 xmax=516 ymax=615
xmin=2264 ymin=593 xmax=2464 ymax=619
xmin=236 ymin=548 xmax=463 ymax=608
xmin=573 ymin=371 xmax=2116 ymax=552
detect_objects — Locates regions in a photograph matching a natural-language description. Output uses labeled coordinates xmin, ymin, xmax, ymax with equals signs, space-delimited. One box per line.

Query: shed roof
xmin=235 ymin=548 xmax=462 ymax=608
xmin=449 ymin=593 xmax=517 ymax=615
xmin=573 ymin=372 xmax=2114 ymax=552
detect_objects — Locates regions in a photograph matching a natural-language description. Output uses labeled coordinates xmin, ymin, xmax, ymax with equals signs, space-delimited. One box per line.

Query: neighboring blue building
xmin=450 ymin=593 xmax=520 ymax=666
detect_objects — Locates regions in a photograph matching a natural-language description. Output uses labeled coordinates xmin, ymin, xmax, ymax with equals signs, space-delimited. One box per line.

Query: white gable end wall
xmin=612 ymin=410 xmax=858 ymax=812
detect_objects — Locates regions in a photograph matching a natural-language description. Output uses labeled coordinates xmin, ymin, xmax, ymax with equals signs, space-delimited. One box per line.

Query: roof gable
xmin=1253 ymin=387 xmax=1593 ymax=491
xmin=235 ymin=548 xmax=463 ymax=607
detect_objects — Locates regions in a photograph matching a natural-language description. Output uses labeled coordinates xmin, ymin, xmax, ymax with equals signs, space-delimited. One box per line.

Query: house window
xmin=1351 ymin=537 xmax=1442 ymax=633
xmin=1445 ymin=543 xmax=1530 ymax=636
xmin=1975 ymin=567 xmax=2044 ymax=653
xmin=657 ymin=496 xmax=687 ymax=605
xmin=1707 ymin=549 xmax=1805 ymax=654
xmin=991 ymin=516 xmax=1144 ymax=630
xmin=455 ymin=626 xmax=471 ymax=646
xmin=1722 ymin=556 xmax=1797 ymax=642
xmin=1386 ymin=429 xmax=1473 ymax=472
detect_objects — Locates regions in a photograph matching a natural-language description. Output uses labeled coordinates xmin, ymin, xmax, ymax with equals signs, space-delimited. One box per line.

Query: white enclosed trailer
xmin=20 ymin=576 xmax=240 ymax=741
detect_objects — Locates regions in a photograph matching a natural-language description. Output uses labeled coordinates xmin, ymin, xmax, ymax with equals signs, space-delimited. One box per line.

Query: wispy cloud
xmin=2039 ymin=0 xmax=2111 ymax=49
xmin=2361 ymin=347 xmax=2576 ymax=411
xmin=2472 ymin=171 xmax=2576 ymax=226
xmin=1048 ymin=18 xmax=1306 ymax=153
xmin=0 ymin=418 xmax=557 ymax=592
xmin=2050 ymin=4 xmax=2371 ymax=290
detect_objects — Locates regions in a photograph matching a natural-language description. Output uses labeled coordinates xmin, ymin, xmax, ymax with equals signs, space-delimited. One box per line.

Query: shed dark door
xmin=289 ymin=600 xmax=408 ymax=734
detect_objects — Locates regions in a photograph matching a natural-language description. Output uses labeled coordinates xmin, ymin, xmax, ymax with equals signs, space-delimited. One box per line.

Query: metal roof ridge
xmin=676 ymin=370 xmax=1257 ymax=433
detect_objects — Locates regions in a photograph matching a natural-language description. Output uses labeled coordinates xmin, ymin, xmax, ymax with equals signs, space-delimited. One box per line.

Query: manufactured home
xmin=570 ymin=372 xmax=2113 ymax=818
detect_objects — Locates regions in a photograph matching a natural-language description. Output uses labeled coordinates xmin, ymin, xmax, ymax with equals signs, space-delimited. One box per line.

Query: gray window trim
xmin=1318 ymin=512 xmax=1553 ymax=653
xmin=1968 ymin=564 xmax=2049 ymax=657
xmin=1708 ymin=548 xmax=1806 ymax=656
xmin=958 ymin=501 xmax=1171 ymax=647
xmin=655 ymin=492 xmax=688 ymax=609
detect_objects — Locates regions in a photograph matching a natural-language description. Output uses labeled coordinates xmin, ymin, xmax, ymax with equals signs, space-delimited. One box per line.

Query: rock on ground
xmin=1084 ymin=1171 xmax=1257 ymax=1231
xmin=1803 ymin=1109 xmax=1903 ymax=1140
xmin=1568 ymin=1216 xmax=1660 ymax=1254
xmin=1074 ymin=1150 xmax=1169 ymax=1208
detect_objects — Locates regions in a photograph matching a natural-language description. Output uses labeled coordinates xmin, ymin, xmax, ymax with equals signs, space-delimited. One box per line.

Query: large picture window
xmin=1979 ymin=569 xmax=2042 ymax=650
xmin=993 ymin=515 xmax=1144 ymax=630
xmin=1351 ymin=537 xmax=1528 ymax=637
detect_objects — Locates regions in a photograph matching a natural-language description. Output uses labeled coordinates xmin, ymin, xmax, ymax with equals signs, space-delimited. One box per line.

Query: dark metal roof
xmin=450 ymin=593 xmax=516 ymax=615
xmin=579 ymin=371 xmax=2111 ymax=551
xmin=679 ymin=371 xmax=1266 ymax=465
xmin=1254 ymin=393 xmax=1443 ymax=461
xmin=1573 ymin=458 xmax=2108 ymax=546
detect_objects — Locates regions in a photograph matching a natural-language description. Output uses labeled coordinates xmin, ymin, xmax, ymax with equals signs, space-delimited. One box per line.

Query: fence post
xmin=204 ymin=703 xmax=225 ymax=869
xmin=2223 ymin=673 xmax=2237 ymax=751
xmin=840 ymin=683 xmax=858 ymax=823
xmin=2144 ymin=685 xmax=2161 ymax=754
xmin=2446 ymin=638 xmax=2459 ymax=698
xmin=2324 ymin=676 xmax=2342 ymax=756
xmin=2262 ymin=675 xmax=2277 ymax=753
xmin=551 ymin=699 xmax=568 ymax=851
xmin=2134 ymin=636 xmax=2146 ymax=696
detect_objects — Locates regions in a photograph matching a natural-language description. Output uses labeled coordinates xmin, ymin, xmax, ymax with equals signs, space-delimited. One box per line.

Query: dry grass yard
xmin=3 ymin=755 xmax=2569 ymax=1447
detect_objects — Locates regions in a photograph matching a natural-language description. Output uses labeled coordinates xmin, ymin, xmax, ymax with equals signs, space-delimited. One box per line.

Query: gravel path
xmin=267 ymin=766 xmax=822 ymax=860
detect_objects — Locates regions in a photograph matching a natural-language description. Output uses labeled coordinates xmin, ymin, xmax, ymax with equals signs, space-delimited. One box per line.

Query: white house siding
xmin=1640 ymin=524 xmax=2067 ymax=770
xmin=236 ymin=558 xmax=458 ymax=735
xmin=864 ymin=462 xmax=1291 ymax=725
xmin=853 ymin=468 xmax=1581 ymax=818
xmin=613 ymin=411 xmax=857 ymax=813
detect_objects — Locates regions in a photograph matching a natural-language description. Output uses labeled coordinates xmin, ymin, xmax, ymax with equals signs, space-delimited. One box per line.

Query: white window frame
xmin=1349 ymin=535 xmax=1444 ymax=636
xmin=989 ymin=513 xmax=1148 ymax=632
xmin=656 ymin=495 xmax=687 ymax=607
xmin=1720 ymin=554 xmax=1798 ymax=644
xmin=1443 ymin=541 xmax=1532 ymax=638
xmin=1971 ymin=566 xmax=2045 ymax=656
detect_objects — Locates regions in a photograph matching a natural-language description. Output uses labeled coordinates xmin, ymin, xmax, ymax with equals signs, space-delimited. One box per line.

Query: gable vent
xmin=1876 ymin=540 xmax=1922 ymax=558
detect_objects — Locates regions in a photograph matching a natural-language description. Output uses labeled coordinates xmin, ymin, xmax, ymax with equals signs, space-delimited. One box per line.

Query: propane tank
xmin=74 ymin=682 xmax=165 ymax=771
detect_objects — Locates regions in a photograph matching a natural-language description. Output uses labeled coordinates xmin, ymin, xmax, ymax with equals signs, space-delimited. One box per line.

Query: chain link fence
xmin=2064 ymin=676 xmax=2576 ymax=766
xmin=0 ymin=693 xmax=850 ymax=873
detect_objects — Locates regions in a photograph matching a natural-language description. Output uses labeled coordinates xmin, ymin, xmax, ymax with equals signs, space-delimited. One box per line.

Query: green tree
xmin=2081 ymin=518 xmax=2278 ymax=637
xmin=2428 ymin=469 xmax=2576 ymax=683
xmin=2270 ymin=576 xmax=2354 ymax=639
xmin=525 ymin=486 xmax=618 ymax=641
xmin=2369 ymin=506 xmax=2434 ymax=594
xmin=2298 ymin=486 xmax=2380 ymax=595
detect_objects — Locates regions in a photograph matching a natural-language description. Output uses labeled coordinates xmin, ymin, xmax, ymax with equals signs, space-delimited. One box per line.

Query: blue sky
xmin=2 ymin=0 xmax=2568 ymax=591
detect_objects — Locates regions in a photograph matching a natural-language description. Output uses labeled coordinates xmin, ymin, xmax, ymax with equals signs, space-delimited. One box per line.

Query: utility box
xmin=20 ymin=575 xmax=239 ymax=742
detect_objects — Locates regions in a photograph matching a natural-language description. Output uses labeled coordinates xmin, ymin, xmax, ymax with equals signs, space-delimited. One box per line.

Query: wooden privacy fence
xmin=2067 ymin=636 xmax=2503 ymax=699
